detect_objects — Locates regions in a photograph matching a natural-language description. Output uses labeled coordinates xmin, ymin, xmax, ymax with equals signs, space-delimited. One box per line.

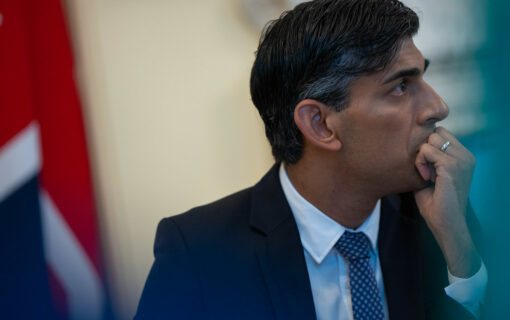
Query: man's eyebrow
xmin=382 ymin=58 xmax=430 ymax=85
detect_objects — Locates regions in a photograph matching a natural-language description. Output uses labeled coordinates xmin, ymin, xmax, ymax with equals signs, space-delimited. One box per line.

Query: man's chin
xmin=414 ymin=177 xmax=433 ymax=191
xmin=390 ymin=170 xmax=431 ymax=195
xmin=408 ymin=169 xmax=432 ymax=191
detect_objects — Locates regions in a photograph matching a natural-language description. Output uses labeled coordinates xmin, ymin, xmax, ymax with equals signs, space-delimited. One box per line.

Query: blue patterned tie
xmin=335 ymin=231 xmax=385 ymax=320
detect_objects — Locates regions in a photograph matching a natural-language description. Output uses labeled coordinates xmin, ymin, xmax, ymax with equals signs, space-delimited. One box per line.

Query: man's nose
xmin=417 ymin=81 xmax=449 ymax=125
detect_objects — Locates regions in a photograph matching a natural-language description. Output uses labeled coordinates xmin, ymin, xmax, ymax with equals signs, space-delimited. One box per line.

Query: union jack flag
xmin=0 ymin=0 xmax=107 ymax=318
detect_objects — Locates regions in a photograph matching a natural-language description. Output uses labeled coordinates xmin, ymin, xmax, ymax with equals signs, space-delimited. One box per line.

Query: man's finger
xmin=427 ymin=132 xmax=460 ymax=158
xmin=435 ymin=126 xmax=460 ymax=145
xmin=434 ymin=127 xmax=475 ymax=162
xmin=415 ymin=143 xmax=452 ymax=181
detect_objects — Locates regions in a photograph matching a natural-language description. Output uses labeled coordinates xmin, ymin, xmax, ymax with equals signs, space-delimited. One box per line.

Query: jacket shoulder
xmin=158 ymin=187 xmax=254 ymax=250
xmin=135 ymin=187 xmax=258 ymax=319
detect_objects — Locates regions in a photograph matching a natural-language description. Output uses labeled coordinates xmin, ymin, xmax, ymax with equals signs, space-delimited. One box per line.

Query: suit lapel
xmin=248 ymin=166 xmax=429 ymax=320
xmin=378 ymin=194 xmax=425 ymax=320
xmin=249 ymin=164 xmax=317 ymax=320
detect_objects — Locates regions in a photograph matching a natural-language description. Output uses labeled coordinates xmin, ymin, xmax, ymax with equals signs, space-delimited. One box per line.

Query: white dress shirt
xmin=279 ymin=164 xmax=487 ymax=320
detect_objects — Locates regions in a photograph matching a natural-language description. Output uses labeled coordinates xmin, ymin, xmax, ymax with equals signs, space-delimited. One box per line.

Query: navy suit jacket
xmin=135 ymin=164 xmax=482 ymax=319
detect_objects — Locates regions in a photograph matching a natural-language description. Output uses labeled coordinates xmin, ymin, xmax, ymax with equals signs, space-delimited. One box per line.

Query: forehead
xmin=381 ymin=39 xmax=425 ymax=79
xmin=349 ymin=38 xmax=425 ymax=90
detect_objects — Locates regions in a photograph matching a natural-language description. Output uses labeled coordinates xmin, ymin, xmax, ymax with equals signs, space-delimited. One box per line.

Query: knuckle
xmin=428 ymin=133 xmax=440 ymax=143
xmin=469 ymin=153 xmax=477 ymax=165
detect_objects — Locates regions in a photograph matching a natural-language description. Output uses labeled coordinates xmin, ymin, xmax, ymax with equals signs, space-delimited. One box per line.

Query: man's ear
xmin=294 ymin=99 xmax=342 ymax=152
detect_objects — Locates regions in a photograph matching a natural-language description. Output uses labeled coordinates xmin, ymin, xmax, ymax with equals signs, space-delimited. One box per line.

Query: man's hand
xmin=414 ymin=126 xmax=481 ymax=278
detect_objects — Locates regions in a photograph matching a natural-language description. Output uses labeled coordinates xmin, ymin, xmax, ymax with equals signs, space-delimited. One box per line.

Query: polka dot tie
xmin=335 ymin=231 xmax=385 ymax=320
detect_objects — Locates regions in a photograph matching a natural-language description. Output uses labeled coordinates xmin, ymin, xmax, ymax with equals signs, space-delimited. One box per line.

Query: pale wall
xmin=65 ymin=1 xmax=273 ymax=318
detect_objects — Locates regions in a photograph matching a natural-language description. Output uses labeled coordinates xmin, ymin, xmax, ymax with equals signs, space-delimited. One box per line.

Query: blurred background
xmin=0 ymin=0 xmax=508 ymax=319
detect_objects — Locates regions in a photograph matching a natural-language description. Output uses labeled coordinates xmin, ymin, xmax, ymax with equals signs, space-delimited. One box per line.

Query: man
xmin=136 ymin=0 xmax=487 ymax=319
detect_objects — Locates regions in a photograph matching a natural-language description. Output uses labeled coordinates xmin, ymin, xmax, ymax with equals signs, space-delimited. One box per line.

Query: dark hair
xmin=250 ymin=0 xmax=419 ymax=164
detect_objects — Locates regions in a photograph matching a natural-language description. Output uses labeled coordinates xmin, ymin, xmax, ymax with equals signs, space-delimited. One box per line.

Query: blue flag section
xmin=0 ymin=176 xmax=56 ymax=319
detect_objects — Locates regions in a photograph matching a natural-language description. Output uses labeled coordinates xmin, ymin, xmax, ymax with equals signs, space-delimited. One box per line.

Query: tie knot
xmin=334 ymin=231 xmax=371 ymax=261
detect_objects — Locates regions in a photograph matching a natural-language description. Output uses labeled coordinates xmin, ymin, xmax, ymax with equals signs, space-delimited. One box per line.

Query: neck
xmin=285 ymin=157 xmax=379 ymax=230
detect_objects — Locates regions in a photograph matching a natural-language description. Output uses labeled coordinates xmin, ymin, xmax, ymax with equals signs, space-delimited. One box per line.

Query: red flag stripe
xmin=29 ymin=0 xmax=104 ymax=275
xmin=0 ymin=0 xmax=34 ymax=146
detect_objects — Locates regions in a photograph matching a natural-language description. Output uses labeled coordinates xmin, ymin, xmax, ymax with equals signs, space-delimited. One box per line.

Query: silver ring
xmin=440 ymin=141 xmax=451 ymax=153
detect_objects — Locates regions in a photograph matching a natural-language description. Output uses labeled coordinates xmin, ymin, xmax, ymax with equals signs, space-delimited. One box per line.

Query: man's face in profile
xmin=329 ymin=38 xmax=450 ymax=195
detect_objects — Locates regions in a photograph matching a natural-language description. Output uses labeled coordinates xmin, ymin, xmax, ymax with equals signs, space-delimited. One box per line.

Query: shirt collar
xmin=279 ymin=163 xmax=381 ymax=264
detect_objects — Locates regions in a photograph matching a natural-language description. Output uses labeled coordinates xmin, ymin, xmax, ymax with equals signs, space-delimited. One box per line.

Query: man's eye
xmin=391 ymin=79 xmax=408 ymax=96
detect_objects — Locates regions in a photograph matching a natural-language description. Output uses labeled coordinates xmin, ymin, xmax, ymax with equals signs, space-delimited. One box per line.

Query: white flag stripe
xmin=40 ymin=190 xmax=104 ymax=320
xmin=0 ymin=122 xmax=41 ymax=202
